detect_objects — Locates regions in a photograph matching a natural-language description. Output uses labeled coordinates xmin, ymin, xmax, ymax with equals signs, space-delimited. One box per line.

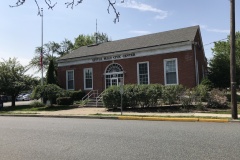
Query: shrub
xmin=123 ymin=84 xmax=137 ymax=108
xmin=147 ymin=84 xmax=163 ymax=107
xmin=32 ymin=84 xmax=63 ymax=106
xmin=179 ymin=89 xmax=192 ymax=108
xmin=207 ymin=89 xmax=228 ymax=109
xmin=200 ymin=78 xmax=214 ymax=91
xmin=64 ymin=90 xmax=85 ymax=101
xmin=162 ymin=85 xmax=184 ymax=105
xmin=30 ymin=101 xmax=45 ymax=108
xmin=192 ymin=84 xmax=209 ymax=103
xmin=135 ymin=85 xmax=151 ymax=108
xmin=56 ymin=97 xmax=73 ymax=105
xmin=102 ymin=86 xmax=121 ymax=109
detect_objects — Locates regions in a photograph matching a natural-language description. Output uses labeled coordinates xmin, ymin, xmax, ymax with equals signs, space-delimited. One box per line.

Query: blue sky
xmin=0 ymin=0 xmax=239 ymax=77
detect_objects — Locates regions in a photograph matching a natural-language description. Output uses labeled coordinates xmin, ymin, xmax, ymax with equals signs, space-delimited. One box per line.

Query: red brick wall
xmin=58 ymin=49 xmax=198 ymax=91
xmin=194 ymin=29 xmax=207 ymax=83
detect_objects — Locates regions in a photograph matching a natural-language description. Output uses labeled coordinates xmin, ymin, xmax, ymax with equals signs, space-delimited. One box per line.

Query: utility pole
xmin=230 ymin=0 xmax=238 ymax=119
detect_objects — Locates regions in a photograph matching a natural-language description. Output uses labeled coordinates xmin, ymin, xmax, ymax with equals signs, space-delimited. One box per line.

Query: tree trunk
xmin=11 ymin=95 xmax=16 ymax=107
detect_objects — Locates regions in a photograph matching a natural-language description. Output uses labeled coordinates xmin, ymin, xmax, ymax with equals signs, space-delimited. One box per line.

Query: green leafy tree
xmin=0 ymin=58 xmax=38 ymax=107
xmin=95 ymin=32 xmax=111 ymax=43
xmin=46 ymin=59 xmax=57 ymax=85
xmin=73 ymin=32 xmax=111 ymax=50
xmin=208 ymin=32 xmax=240 ymax=88
xmin=27 ymin=39 xmax=72 ymax=78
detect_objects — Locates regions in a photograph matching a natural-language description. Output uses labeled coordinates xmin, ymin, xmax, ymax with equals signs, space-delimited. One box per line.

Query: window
xmin=137 ymin=62 xmax=149 ymax=84
xmin=164 ymin=58 xmax=178 ymax=85
xmin=66 ymin=70 xmax=74 ymax=90
xmin=84 ymin=68 xmax=93 ymax=90
xmin=105 ymin=63 xmax=124 ymax=88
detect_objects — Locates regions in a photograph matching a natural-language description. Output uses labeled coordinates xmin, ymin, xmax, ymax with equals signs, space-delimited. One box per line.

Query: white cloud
xmin=118 ymin=0 xmax=168 ymax=20
xmin=200 ymin=25 xmax=229 ymax=33
xmin=129 ymin=30 xmax=151 ymax=35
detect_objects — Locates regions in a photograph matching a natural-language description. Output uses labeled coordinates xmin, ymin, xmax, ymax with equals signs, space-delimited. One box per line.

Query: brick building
xmin=57 ymin=25 xmax=207 ymax=93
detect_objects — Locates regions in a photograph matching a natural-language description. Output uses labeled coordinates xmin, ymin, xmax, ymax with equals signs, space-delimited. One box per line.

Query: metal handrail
xmin=96 ymin=90 xmax=105 ymax=107
xmin=82 ymin=90 xmax=98 ymax=101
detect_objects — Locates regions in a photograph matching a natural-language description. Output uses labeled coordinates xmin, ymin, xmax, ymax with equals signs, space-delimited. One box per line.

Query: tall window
xmin=137 ymin=62 xmax=149 ymax=84
xmin=105 ymin=63 xmax=124 ymax=88
xmin=164 ymin=58 xmax=178 ymax=85
xmin=66 ymin=70 xmax=74 ymax=90
xmin=84 ymin=68 xmax=93 ymax=90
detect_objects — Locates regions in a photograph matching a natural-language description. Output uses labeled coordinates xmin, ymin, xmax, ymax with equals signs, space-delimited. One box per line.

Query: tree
xmin=27 ymin=40 xmax=66 ymax=75
xmin=208 ymin=32 xmax=240 ymax=88
xmin=73 ymin=32 xmax=111 ymax=50
xmin=10 ymin=0 xmax=124 ymax=23
xmin=95 ymin=32 xmax=111 ymax=43
xmin=46 ymin=58 xmax=57 ymax=85
xmin=0 ymin=58 xmax=38 ymax=107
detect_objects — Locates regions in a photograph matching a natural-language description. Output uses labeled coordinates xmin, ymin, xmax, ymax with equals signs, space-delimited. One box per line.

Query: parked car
xmin=16 ymin=94 xmax=31 ymax=101
xmin=0 ymin=95 xmax=8 ymax=102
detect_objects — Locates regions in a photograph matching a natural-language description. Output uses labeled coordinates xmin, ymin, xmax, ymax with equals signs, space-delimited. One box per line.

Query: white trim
xmin=164 ymin=58 xmax=179 ymax=85
xmin=66 ymin=70 xmax=74 ymax=90
xmin=83 ymin=68 xmax=93 ymax=90
xmin=137 ymin=61 xmax=150 ymax=85
xmin=104 ymin=63 xmax=124 ymax=89
xmin=111 ymin=78 xmax=118 ymax=86
xmin=196 ymin=60 xmax=199 ymax=85
xmin=58 ymin=42 xmax=192 ymax=67
xmin=104 ymin=71 xmax=124 ymax=75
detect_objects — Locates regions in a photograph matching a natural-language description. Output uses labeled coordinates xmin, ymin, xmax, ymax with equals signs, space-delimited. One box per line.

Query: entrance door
xmin=111 ymin=78 xmax=118 ymax=86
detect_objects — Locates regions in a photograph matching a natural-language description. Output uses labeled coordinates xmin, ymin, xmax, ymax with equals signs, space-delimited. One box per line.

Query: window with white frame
xmin=66 ymin=70 xmax=74 ymax=90
xmin=164 ymin=59 xmax=178 ymax=85
xmin=84 ymin=68 xmax=93 ymax=90
xmin=137 ymin=62 xmax=149 ymax=84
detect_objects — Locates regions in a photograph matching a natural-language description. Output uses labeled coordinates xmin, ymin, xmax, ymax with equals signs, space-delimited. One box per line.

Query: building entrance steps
xmin=82 ymin=90 xmax=104 ymax=107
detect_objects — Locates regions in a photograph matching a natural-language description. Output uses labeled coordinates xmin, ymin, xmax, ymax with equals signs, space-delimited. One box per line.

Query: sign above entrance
xmin=92 ymin=53 xmax=136 ymax=62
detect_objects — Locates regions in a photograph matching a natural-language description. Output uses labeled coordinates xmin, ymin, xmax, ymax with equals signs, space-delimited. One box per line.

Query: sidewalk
xmin=2 ymin=101 xmax=240 ymax=122
xmin=35 ymin=107 xmax=234 ymax=118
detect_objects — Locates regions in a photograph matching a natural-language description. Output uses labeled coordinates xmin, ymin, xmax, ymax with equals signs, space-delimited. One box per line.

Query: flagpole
xmin=41 ymin=8 xmax=43 ymax=86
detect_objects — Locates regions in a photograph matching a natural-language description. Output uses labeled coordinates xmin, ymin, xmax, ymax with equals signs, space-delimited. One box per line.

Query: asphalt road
xmin=0 ymin=117 xmax=239 ymax=160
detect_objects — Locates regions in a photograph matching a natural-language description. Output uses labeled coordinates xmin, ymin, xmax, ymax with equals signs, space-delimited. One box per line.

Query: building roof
xmin=59 ymin=25 xmax=199 ymax=61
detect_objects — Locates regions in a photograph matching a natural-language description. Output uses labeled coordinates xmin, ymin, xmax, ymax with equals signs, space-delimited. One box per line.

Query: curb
xmin=118 ymin=116 xmax=229 ymax=123
xmin=0 ymin=114 xmax=235 ymax=123
xmin=0 ymin=114 xmax=118 ymax=120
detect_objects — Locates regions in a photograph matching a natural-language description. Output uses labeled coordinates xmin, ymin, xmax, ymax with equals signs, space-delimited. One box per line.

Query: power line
xmin=203 ymin=38 xmax=228 ymax=46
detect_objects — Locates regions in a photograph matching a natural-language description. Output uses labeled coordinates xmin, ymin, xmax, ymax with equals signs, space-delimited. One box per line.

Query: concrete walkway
xmin=2 ymin=101 xmax=240 ymax=122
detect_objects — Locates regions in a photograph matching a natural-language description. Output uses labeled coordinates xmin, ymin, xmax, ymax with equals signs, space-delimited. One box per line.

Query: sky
xmin=0 ymin=0 xmax=239 ymax=77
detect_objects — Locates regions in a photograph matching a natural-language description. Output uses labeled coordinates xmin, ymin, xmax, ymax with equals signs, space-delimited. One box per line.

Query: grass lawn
xmin=208 ymin=110 xmax=240 ymax=114
xmin=0 ymin=104 xmax=78 ymax=113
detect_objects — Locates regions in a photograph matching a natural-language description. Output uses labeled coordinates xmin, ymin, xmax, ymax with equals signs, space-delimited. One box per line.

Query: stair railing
xmin=82 ymin=90 xmax=98 ymax=102
xmin=96 ymin=90 xmax=105 ymax=107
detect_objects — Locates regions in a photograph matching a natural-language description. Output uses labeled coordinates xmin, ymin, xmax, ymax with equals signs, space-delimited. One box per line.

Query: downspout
xmin=193 ymin=42 xmax=199 ymax=85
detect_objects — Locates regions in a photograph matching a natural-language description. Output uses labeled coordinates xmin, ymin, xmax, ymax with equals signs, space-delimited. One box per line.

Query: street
xmin=0 ymin=117 xmax=239 ymax=160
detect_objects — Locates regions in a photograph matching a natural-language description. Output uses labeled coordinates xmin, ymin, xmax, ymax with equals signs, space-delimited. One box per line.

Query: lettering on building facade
xmin=92 ymin=53 xmax=135 ymax=62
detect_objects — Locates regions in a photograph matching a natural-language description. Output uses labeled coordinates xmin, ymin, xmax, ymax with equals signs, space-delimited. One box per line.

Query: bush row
xmin=103 ymin=84 xmax=183 ymax=109
xmin=31 ymin=84 xmax=85 ymax=106
xmin=102 ymin=84 xmax=228 ymax=109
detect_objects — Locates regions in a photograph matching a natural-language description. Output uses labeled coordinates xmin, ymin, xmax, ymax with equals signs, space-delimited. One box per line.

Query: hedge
xmin=56 ymin=97 xmax=73 ymax=105
xmin=102 ymin=84 xmax=228 ymax=109
xmin=103 ymin=84 xmax=164 ymax=109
